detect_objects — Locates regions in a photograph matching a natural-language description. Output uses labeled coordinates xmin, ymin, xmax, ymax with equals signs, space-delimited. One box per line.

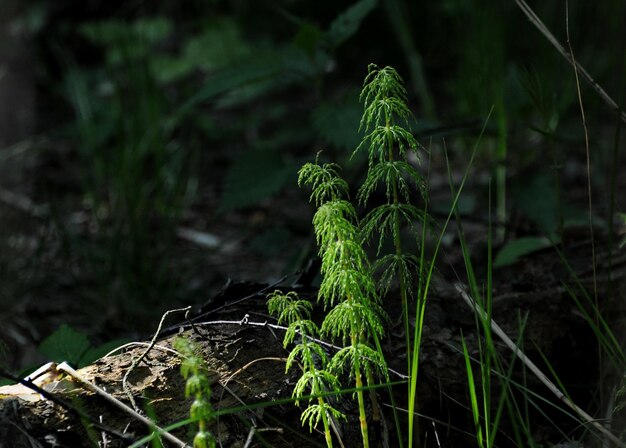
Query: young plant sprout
xmin=299 ymin=161 xmax=387 ymax=448
xmin=267 ymin=290 xmax=344 ymax=448
xmin=174 ymin=337 xmax=216 ymax=448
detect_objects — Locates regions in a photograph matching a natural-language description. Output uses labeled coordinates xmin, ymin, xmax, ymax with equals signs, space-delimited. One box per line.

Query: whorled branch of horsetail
xmin=354 ymin=64 xmax=427 ymax=370
xmin=267 ymin=290 xmax=344 ymax=448
xmin=299 ymin=161 xmax=388 ymax=448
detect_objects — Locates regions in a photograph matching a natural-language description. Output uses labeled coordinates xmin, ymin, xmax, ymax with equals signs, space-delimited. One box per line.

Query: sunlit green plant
xmin=174 ymin=338 xmax=216 ymax=448
xmin=267 ymin=290 xmax=344 ymax=447
xmin=354 ymin=64 xmax=427 ymax=364
xmin=299 ymin=160 xmax=387 ymax=448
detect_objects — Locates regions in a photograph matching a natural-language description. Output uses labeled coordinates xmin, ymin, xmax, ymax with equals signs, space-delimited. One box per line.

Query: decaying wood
xmin=1 ymin=243 xmax=625 ymax=447
xmin=0 ymin=321 xmax=303 ymax=448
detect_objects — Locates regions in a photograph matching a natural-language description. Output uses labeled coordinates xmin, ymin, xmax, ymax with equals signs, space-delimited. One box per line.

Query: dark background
xmin=0 ymin=0 xmax=624 ymax=417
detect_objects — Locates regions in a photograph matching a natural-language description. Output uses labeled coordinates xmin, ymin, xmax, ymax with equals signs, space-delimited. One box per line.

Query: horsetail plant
xmin=299 ymin=160 xmax=388 ymax=448
xmin=354 ymin=64 xmax=427 ymax=367
xmin=267 ymin=290 xmax=344 ymax=448
xmin=174 ymin=337 xmax=216 ymax=448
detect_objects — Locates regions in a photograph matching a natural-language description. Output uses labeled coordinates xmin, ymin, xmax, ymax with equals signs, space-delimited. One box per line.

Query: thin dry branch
xmin=56 ymin=362 xmax=189 ymax=448
xmin=514 ymin=0 xmax=626 ymax=124
xmin=564 ymin=0 xmax=600 ymax=350
xmin=456 ymin=283 xmax=626 ymax=448
xmin=122 ymin=306 xmax=191 ymax=411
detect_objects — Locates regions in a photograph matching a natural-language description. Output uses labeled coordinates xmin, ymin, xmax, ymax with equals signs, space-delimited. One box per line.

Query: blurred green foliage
xmin=63 ymin=19 xmax=193 ymax=313
xmin=6 ymin=0 xmax=624 ymax=317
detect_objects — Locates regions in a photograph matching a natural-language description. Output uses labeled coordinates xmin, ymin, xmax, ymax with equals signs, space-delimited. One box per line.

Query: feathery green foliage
xmin=267 ymin=290 xmax=313 ymax=326
xmin=267 ymin=290 xmax=344 ymax=447
xmin=298 ymin=160 xmax=349 ymax=207
xmin=355 ymin=63 xmax=426 ymax=301
xmin=298 ymin=66 xmax=426 ymax=447
xmin=299 ymin=160 xmax=387 ymax=448
xmin=174 ymin=338 xmax=216 ymax=448
xmin=354 ymin=64 xmax=427 ymax=383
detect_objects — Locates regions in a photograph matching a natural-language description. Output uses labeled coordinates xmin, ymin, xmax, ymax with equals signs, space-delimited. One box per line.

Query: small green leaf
xmin=133 ymin=17 xmax=173 ymax=43
xmin=511 ymin=173 xmax=557 ymax=234
xmin=177 ymin=54 xmax=283 ymax=116
xmin=218 ymin=148 xmax=296 ymax=213
xmin=183 ymin=18 xmax=250 ymax=72
xmin=293 ymin=22 xmax=323 ymax=57
xmin=39 ymin=325 xmax=91 ymax=367
xmin=151 ymin=56 xmax=194 ymax=84
xmin=494 ymin=236 xmax=556 ymax=268
xmin=326 ymin=0 xmax=378 ymax=48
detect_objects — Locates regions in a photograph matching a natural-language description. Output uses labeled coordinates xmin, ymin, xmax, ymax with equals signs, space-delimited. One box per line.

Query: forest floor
xmin=1 ymin=125 xmax=626 ymax=446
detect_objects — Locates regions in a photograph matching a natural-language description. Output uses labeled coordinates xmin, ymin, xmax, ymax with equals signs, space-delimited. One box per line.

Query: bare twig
xmin=564 ymin=0 xmax=599 ymax=329
xmin=243 ymin=426 xmax=284 ymax=448
xmin=194 ymin=318 xmax=410 ymax=380
xmin=122 ymin=306 xmax=191 ymax=411
xmin=195 ymin=276 xmax=292 ymax=319
xmin=514 ymin=0 xmax=626 ymax=124
xmin=102 ymin=342 xmax=178 ymax=359
xmin=455 ymin=283 xmax=626 ymax=448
